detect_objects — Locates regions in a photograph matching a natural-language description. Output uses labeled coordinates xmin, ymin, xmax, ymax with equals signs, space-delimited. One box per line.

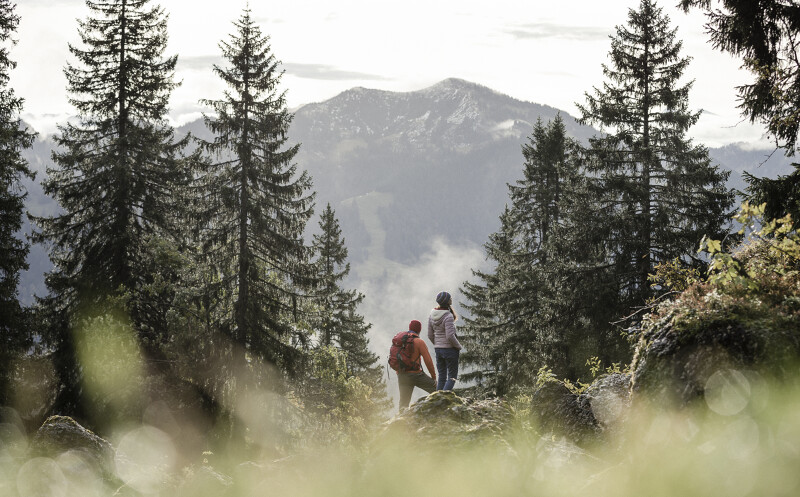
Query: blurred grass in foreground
xmin=2 ymin=373 xmax=800 ymax=497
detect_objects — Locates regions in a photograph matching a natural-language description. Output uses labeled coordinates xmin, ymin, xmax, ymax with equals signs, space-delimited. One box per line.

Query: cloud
xmin=505 ymin=22 xmax=611 ymax=42
xmin=23 ymin=0 xmax=80 ymax=5
xmin=352 ymin=238 xmax=486 ymax=407
xmin=20 ymin=112 xmax=72 ymax=137
xmin=253 ymin=16 xmax=284 ymax=24
xmin=534 ymin=70 xmax=580 ymax=78
xmin=282 ymin=63 xmax=389 ymax=81
xmin=177 ymin=57 xmax=388 ymax=82
xmin=728 ymin=138 xmax=783 ymax=152
xmin=177 ymin=55 xmax=222 ymax=72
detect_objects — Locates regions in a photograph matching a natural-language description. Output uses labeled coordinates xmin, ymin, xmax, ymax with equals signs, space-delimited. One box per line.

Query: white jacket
xmin=428 ymin=308 xmax=462 ymax=350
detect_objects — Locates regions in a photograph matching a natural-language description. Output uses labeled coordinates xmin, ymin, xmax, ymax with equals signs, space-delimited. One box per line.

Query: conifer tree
xmin=198 ymin=8 xmax=314 ymax=375
xmin=31 ymin=0 xmax=187 ymax=415
xmin=34 ymin=0 xmax=186 ymax=312
xmin=310 ymin=203 xmax=379 ymax=379
xmin=577 ymin=0 xmax=734 ymax=314
xmin=0 ymin=0 xmax=35 ymax=405
xmin=461 ymin=117 xmax=617 ymax=390
xmin=680 ymin=0 xmax=800 ymax=152
xmin=508 ymin=116 xmax=621 ymax=381
xmin=460 ymin=206 xmax=519 ymax=391
xmin=680 ymin=0 xmax=800 ymax=224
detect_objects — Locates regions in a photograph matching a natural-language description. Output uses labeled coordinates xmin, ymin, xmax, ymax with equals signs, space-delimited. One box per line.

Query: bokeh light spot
xmin=115 ymin=426 xmax=177 ymax=494
xmin=705 ymin=369 xmax=750 ymax=416
xmin=17 ymin=457 xmax=67 ymax=497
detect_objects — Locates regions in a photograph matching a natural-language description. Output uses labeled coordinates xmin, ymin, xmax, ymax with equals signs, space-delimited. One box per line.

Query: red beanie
xmin=409 ymin=320 xmax=422 ymax=333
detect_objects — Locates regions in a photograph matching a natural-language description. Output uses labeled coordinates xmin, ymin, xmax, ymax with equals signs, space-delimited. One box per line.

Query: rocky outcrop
xmin=630 ymin=231 xmax=800 ymax=407
xmin=530 ymin=381 xmax=599 ymax=445
xmin=529 ymin=373 xmax=632 ymax=447
xmin=581 ymin=373 xmax=631 ymax=431
xmin=630 ymin=316 xmax=800 ymax=408
xmin=29 ymin=415 xmax=116 ymax=481
xmin=381 ymin=391 xmax=514 ymax=448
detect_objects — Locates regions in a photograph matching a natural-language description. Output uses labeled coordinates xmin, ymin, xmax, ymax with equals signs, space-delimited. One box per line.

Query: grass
xmin=3 ymin=374 xmax=800 ymax=497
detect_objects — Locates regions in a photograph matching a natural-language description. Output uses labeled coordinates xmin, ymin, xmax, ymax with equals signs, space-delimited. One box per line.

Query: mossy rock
xmin=528 ymin=373 xmax=632 ymax=447
xmin=631 ymin=316 xmax=800 ymax=407
xmin=630 ymin=233 xmax=800 ymax=407
xmin=530 ymin=381 xmax=599 ymax=446
xmin=29 ymin=415 xmax=117 ymax=482
xmin=581 ymin=373 xmax=631 ymax=432
xmin=381 ymin=391 xmax=514 ymax=447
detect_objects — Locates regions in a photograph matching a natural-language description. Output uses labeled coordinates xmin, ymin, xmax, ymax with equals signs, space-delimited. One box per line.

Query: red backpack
xmin=388 ymin=331 xmax=420 ymax=372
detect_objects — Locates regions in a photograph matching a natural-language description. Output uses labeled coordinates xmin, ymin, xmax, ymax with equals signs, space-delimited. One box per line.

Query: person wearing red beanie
xmin=395 ymin=319 xmax=436 ymax=410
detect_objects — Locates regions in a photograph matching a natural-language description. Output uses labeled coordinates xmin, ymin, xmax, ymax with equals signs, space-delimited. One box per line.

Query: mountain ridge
xmin=16 ymin=78 xmax=797 ymax=305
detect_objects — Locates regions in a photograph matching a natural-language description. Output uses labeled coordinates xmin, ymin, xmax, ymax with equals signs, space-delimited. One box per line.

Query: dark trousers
xmin=435 ymin=348 xmax=460 ymax=391
xmin=397 ymin=372 xmax=436 ymax=410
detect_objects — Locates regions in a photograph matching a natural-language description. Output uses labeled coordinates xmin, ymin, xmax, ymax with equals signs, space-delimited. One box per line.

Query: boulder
xmin=581 ymin=373 xmax=631 ymax=431
xmin=530 ymin=381 xmax=599 ymax=446
xmin=631 ymin=234 xmax=800 ymax=408
xmin=29 ymin=415 xmax=116 ymax=482
xmin=381 ymin=391 xmax=514 ymax=447
xmin=528 ymin=373 xmax=632 ymax=447
xmin=630 ymin=316 xmax=800 ymax=408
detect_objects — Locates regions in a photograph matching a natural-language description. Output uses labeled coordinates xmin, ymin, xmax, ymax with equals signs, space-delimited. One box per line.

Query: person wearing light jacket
xmin=427 ymin=291 xmax=462 ymax=391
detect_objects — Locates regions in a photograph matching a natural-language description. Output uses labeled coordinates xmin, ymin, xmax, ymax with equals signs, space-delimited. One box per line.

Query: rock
xmin=530 ymin=381 xmax=599 ymax=446
xmin=630 ymin=235 xmax=800 ymax=408
xmin=381 ymin=391 xmax=514 ymax=448
xmin=630 ymin=317 xmax=800 ymax=407
xmin=177 ymin=465 xmax=233 ymax=497
xmin=29 ymin=415 xmax=116 ymax=482
xmin=528 ymin=372 xmax=632 ymax=448
xmin=581 ymin=373 xmax=631 ymax=431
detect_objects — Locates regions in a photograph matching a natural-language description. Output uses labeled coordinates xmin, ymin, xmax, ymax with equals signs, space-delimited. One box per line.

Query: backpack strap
xmin=403 ymin=333 xmax=421 ymax=371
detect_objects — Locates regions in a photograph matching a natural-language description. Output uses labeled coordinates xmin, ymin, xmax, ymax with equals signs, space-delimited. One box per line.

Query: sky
xmin=13 ymin=0 xmax=769 ymax=148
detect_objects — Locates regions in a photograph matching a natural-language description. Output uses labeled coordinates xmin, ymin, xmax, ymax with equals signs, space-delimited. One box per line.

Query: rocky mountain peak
xmin=415 ymin=77 xmax=498 ymax=99
xmin=291 ymin=78 xmax=591 ymax=154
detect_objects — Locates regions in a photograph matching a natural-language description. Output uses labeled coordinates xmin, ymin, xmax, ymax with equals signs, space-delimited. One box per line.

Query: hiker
xmin=428 ymin=291 xmax=462 ymax=391
xmin=391 ymin=320 xmax=436 ymax=410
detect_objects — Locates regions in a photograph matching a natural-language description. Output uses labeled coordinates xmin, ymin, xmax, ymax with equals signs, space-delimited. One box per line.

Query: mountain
xmin=18 ymin=133 xmax=60 ymax=306
xmin=16 ymin=78 xmax=797 ymax=309
xmin=181 ymin=78 xmax=596 ymax=267
xmin=708 ymin=143 xmax=796 ymax=194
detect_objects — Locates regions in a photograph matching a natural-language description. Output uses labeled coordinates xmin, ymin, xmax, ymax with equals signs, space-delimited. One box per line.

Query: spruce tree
xmin=680 ymin=0 xmax=800 ymax=152
xmin=577 ymin=0 xmax=734 ymax=314
xmin=508 ymin=116 xmax=620 ymax=381
xmin=34 ymin=0 xmax=185 ymax=311
xmin=0 ymin=0 xmax=35 ymax=405
xmin=680 ymin=0 xmax=800 ymax=224
xmin=31 ymin=0 xmax=187 ymax=416
xmin=198 ymin=8 xmax=314 ymax=375
xmin=310 ymin=203 xmax=379 ymax=379
xmin=461 ymin=117 xmax=617 ymax=390
xmin=460 ymin=206 xmax=519 ymax=392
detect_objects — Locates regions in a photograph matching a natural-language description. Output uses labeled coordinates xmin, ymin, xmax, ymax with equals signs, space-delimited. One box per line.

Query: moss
xmin=379 ymin=391 xmax=514 ymax=450
xmin=530 ymin=381 xmax=600 ymax=446
xmin=631 ymin=223 xmax=800 ymax=407
xmin=29 ymin=415 xmax=119 ymax=484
